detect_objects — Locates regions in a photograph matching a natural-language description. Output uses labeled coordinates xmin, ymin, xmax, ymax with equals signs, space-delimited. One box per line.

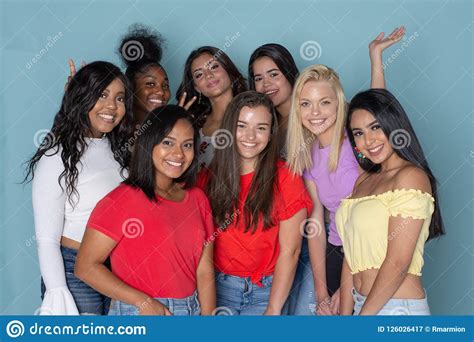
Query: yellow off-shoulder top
xmin=335 ymin=189 xmax=435 ymax=276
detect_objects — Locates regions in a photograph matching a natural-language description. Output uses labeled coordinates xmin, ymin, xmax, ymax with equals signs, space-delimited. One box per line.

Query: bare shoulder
xmin=393 ymin=164 xmax=432 ymax=194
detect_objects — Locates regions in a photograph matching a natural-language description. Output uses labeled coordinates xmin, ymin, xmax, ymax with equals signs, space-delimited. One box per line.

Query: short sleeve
xmin=275 ymin=164 xmax=313 ymax=221
xmin=196 ymin=189 xmax=215 ymax=242
xmin=196 ymin=168 xmax=211 ymax=191
xmin=383 ymin=189 xmax=435 ymax=220
xmin=87 ymin=196 xmax=126 ymax=242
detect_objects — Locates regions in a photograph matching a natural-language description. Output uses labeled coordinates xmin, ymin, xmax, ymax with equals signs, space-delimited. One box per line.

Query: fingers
xmin=374 ymin=32 xmax=385 ymax=41
xmin=184 ymin=96 xmax=197 ymax=111
xmin=178 ymin=92 xmax=198 ymax=110
xmin=178 ymin=92 xmax=186 ymax=107
xmin=68 ymin=59 xmax=76 ymax=77
xmin=164 ymin=307 xmax=173 ymax=316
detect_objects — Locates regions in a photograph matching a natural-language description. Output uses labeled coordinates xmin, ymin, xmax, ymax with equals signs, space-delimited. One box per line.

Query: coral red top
xmin=198 ymin=161 xmax=312 ymax=286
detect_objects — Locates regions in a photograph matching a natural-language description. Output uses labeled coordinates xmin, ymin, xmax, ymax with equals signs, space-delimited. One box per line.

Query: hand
xmin=177 ymin=91 xmax=197 ymax=111
xmin=138 ymin=298 xmax=172 ymax=316
xmin=263 ymin=306 xmax=281 ymax=315
xmin=369 ymin=26 xmax=406 ymax=59
xmin=65 ymin=59 xmax=86 ymax=91
xmin=316 ymin=292 xmax=333 ymax=315
xmin=330 ymin=288 xmax=341 ymax=315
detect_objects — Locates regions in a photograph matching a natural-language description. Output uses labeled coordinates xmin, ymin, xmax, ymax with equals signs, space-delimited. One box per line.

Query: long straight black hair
xmin=123 ymin=105 xmax=199 ymax=201
xmin=347 ymin=88 xmax=444 ymax=239
xmin=24 ymin=61 xmax=133 ymax=204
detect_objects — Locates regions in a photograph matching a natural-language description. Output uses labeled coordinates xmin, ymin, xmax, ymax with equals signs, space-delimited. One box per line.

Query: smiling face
xmin=88 ymin=78 xmax=126 ymax=138
xmin=191 ymin=53 xmax=232 ymax=99
xmin=235 ymin=105 xmax=273 ymax=172
xmin=350 ymin=109 xmax=396 ymax=165
xmin=252 ymin=56 xmax=293 ymax=110
xmin=152 ymin=118 xmax=195 ymax=182
xmin=299 ymin=81 xmax=339 ymax=140
xmin=133 ymin=65 xmax=170 ymax=117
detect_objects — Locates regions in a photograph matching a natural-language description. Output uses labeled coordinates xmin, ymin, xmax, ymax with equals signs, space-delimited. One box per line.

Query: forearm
xmin=339 ymin=258 xmax=354 ymax=315
xmin=359 ymin=261 xmax=408 ymax=315
xmin=308 ymin=225 xmax=329 ymax=299
xmin=267 ymin=247 xmax=301 ymax=313
xmin=197 ymin=267 xmax=216 ymax=315
xmin=370 ymin=51 xmax=386 ymax=89
xmin=75 ymin=262 xmax=149 ymax=308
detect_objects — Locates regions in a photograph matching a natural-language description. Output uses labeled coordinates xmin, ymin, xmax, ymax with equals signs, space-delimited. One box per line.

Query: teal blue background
xmin=0 ymin=0 xmax=472 ymax=315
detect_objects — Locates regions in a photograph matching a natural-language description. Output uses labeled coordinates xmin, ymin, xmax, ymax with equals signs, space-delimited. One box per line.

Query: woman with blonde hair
xmin=286 ymin=26 xmax=406 ymax=315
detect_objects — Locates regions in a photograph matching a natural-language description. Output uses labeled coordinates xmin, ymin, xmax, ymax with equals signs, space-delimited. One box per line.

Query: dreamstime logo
xmin=211 ymin=129 xmax=233 ymax=149
xmin=26 ymin=32 xmax=64 ymax=70
xmin=6 ymin=320 xmax=24 ymax=338
xmin=389 ymin=129 xmax=411 ymax=149
xmin=121 ymin=40 xmax=144 ymax=62
xmin=299 ymin=218 xmax=323 ymax=238
xmin=33 ymin=129 xmax=55 ymax=149
xmin=212 ymin=306 xmax=233 ymax=316
xmin=121 ymin=218 xmax=144 ymax=238
xmin=300 ymin=41 xmax=322 ymax=61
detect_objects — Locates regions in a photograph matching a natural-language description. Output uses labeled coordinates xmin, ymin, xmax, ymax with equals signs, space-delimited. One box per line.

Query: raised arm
xmin=370 ymin=26 xmax=406 ymax=89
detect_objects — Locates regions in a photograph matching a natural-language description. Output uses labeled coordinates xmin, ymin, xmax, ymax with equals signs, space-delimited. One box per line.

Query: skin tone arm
xmin=370 ymin=26 xmax=406 ymax=89
xmin=339 ymin=257 xmax=355 ymax=315
xmin=304 ymin=179 xmax=332 ymax=315
xmin=196 ymin=243 xmax=216 ymax=315
xmin=75 ymin=228 xmax=172 ymax=315
xmin=264 ymin=208 xmax=307 ymax=315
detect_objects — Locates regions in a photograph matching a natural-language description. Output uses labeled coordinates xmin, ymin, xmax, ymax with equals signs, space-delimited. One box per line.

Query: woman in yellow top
xmin=337 ymin=88 xmax=444 ymax=315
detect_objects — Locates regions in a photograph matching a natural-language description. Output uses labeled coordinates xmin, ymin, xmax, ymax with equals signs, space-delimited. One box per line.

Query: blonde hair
xmin=287 ymin=64 xmax=347 ymax=175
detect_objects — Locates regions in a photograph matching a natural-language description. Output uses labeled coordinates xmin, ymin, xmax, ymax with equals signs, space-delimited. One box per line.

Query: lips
xmin=207 ymin=79 xmax=220 ymax=88
xmin=165 ymin=160 xmax=183 ymax=168
xmin=264 ymin=89 xmax=278 ymax=97
xmin=367 ymin=144 xmax=384 ymax=157
xmin=148 ymin=98 xmax=165 ymax=107
xmin=98 ymin=113 xmax=115 ymax=123
xmin=309 ymin=118 xmax=326 ymax=126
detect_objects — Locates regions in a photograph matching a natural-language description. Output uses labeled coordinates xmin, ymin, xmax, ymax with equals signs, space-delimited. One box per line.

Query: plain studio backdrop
xmin=0 ymin=0 xmax=472 ymax=315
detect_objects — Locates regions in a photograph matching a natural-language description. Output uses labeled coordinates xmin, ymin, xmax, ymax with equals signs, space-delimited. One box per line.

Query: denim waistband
xmin=215 ymin=271 xmax=273 ymax=287
xmin=352 ymin=287 xmax=428 ymax=306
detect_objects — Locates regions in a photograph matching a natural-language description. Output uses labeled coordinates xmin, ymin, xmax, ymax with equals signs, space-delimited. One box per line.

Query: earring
xmin=354 ymin=146 xmax=365 ymax=159
xmin=198 ymin=92 xmax=202 ymax=104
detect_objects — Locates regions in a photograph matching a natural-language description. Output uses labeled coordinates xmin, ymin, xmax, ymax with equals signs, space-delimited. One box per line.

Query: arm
xmin=264 ymin=208 xmax=306 ymax=315
xmin=196 ymin=243 xmax=216 ymax=315
xmin=32 ymin=153 xmax=78 ymax=315
xmin=304 ymin=179 xmax=332 ymax=315
xmin=358 ymin=215 xmax=423 ymax=315
xmin=369 ymin=26 xmax=406 ymax=89
xmin=75 ymin=228 xmax=171 ymax=315
xmin=339 ymin=257 xmax=354 ymax=315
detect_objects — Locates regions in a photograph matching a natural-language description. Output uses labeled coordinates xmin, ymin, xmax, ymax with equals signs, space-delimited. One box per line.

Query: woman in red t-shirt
xmin=198 ymin=91 xmax=312 ymax=315
xmin=75 ymin=105 xmax=216 ymax=315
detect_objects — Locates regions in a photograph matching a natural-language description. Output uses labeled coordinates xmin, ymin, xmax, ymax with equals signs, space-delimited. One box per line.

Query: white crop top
xmin=32 ymin=137 xmax=125 ymax=314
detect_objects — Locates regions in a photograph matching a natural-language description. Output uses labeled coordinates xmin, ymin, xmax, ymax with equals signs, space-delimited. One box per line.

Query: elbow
xmin=73 ymin=258 xmax=89 ymax=282
xmin=389 ymin=258 xmax=411 ymax=277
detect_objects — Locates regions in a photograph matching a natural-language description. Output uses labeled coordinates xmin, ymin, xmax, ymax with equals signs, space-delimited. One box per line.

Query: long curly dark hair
xmin=24 ymin=61 xmax=134 ymax=205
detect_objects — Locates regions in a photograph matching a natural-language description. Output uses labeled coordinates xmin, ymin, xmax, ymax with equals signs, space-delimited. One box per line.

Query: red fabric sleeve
xmin=275 ymin=165 xmax=313 ymax=221
xmin=87 ymin=196 xmax=126 ymax=242
xmin=197 ymin=190 xmax=215 ymax=242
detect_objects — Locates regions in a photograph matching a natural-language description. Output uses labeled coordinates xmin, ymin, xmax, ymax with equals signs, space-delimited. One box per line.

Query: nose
xmin=105 ymin=96 xmax=117 ymax=109
xmin=204 ymin=68 xmax=214 ymax=79
xmin=153 ymin=84 xmax=164 ymax=95
xmin=312 ymin=104 xmax=320 ymax=116
xmin=364 ymin=131 xmax=375 ymax=146
xmin=172 ymin=144 xmax=184 ymax=158
xmin=245 ymin=127 xmax=256 ymax=140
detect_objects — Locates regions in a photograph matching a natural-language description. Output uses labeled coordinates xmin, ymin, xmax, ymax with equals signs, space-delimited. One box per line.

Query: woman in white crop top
xmin=24 ymin=61 xmax=133 ymax=315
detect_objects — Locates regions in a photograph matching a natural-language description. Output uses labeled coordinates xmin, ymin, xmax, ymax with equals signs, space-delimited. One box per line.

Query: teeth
xmin=310 ymin=119 xmax=325 ymax=125
xmin=369 ymin=145 xmax=383 ymax=153
xmin=149 ymin=99 xmax=164 ymax=104
xmin=265 ymin=90 xmax=278 ymax=95
xmin=98 ymin=114 xmax=114 ymax=121
xmin=241 ymin=142 xmax=257 ymax=147
xmin=166 ymin=160 xmax=183 ymax=167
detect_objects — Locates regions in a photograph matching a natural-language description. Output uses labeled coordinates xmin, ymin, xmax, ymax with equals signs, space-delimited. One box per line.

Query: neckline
xmin=155 ymin=189 xmax=189 ymax=204
xmin=342 ymin=188 xmax=434 ymax=202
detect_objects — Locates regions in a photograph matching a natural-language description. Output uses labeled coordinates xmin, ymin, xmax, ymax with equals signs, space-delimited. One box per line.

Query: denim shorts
xmin=215 ymin=271 xmax=273 ymax=315
xmin=352 ymin=287 xmax=431 ymax=315
xmin=40 ymin=246 xmax=111 ymax=315
xmin=108 ymin=292 xmax=200 ymax=316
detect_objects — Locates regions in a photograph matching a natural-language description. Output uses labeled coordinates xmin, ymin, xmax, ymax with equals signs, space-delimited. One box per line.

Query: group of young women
xmin=25 ymin=23 xmax=444 ymax=316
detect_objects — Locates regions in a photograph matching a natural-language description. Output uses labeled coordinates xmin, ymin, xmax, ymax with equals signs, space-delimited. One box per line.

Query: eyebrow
xmin=299 ymin=96 xmax=332 ymax=102
xmin=351 ymin=119 xmax=379 ymax=130
xmin=254 ymin=68 xmax=280 ymax=77
xmin=238 ymin=120 xmax=270 ymax=126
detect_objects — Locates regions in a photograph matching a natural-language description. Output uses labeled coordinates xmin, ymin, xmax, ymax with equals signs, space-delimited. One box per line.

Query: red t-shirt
xmin=87 ymin=184 xmax=214 ymax=298
xmin=197 ymin=161 xmax=312 ymax=286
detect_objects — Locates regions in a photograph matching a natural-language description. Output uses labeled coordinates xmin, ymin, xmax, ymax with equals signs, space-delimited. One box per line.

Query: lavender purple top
xmin=303 ymin=137 xmax=359 ymax=246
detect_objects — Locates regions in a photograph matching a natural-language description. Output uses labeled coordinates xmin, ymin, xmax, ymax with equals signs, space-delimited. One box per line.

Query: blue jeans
xmin=215 ymin=272 xmax=273 ymax=315
xmin=108 ymin=292 xmax=200 ymax=316
xmin=285 ymin=237 xmax=316 ymax=315
xmin=41 ymin=246 xmax=111 ymax=315
xmin=352 ymin=287 xmax=431 ymax=315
